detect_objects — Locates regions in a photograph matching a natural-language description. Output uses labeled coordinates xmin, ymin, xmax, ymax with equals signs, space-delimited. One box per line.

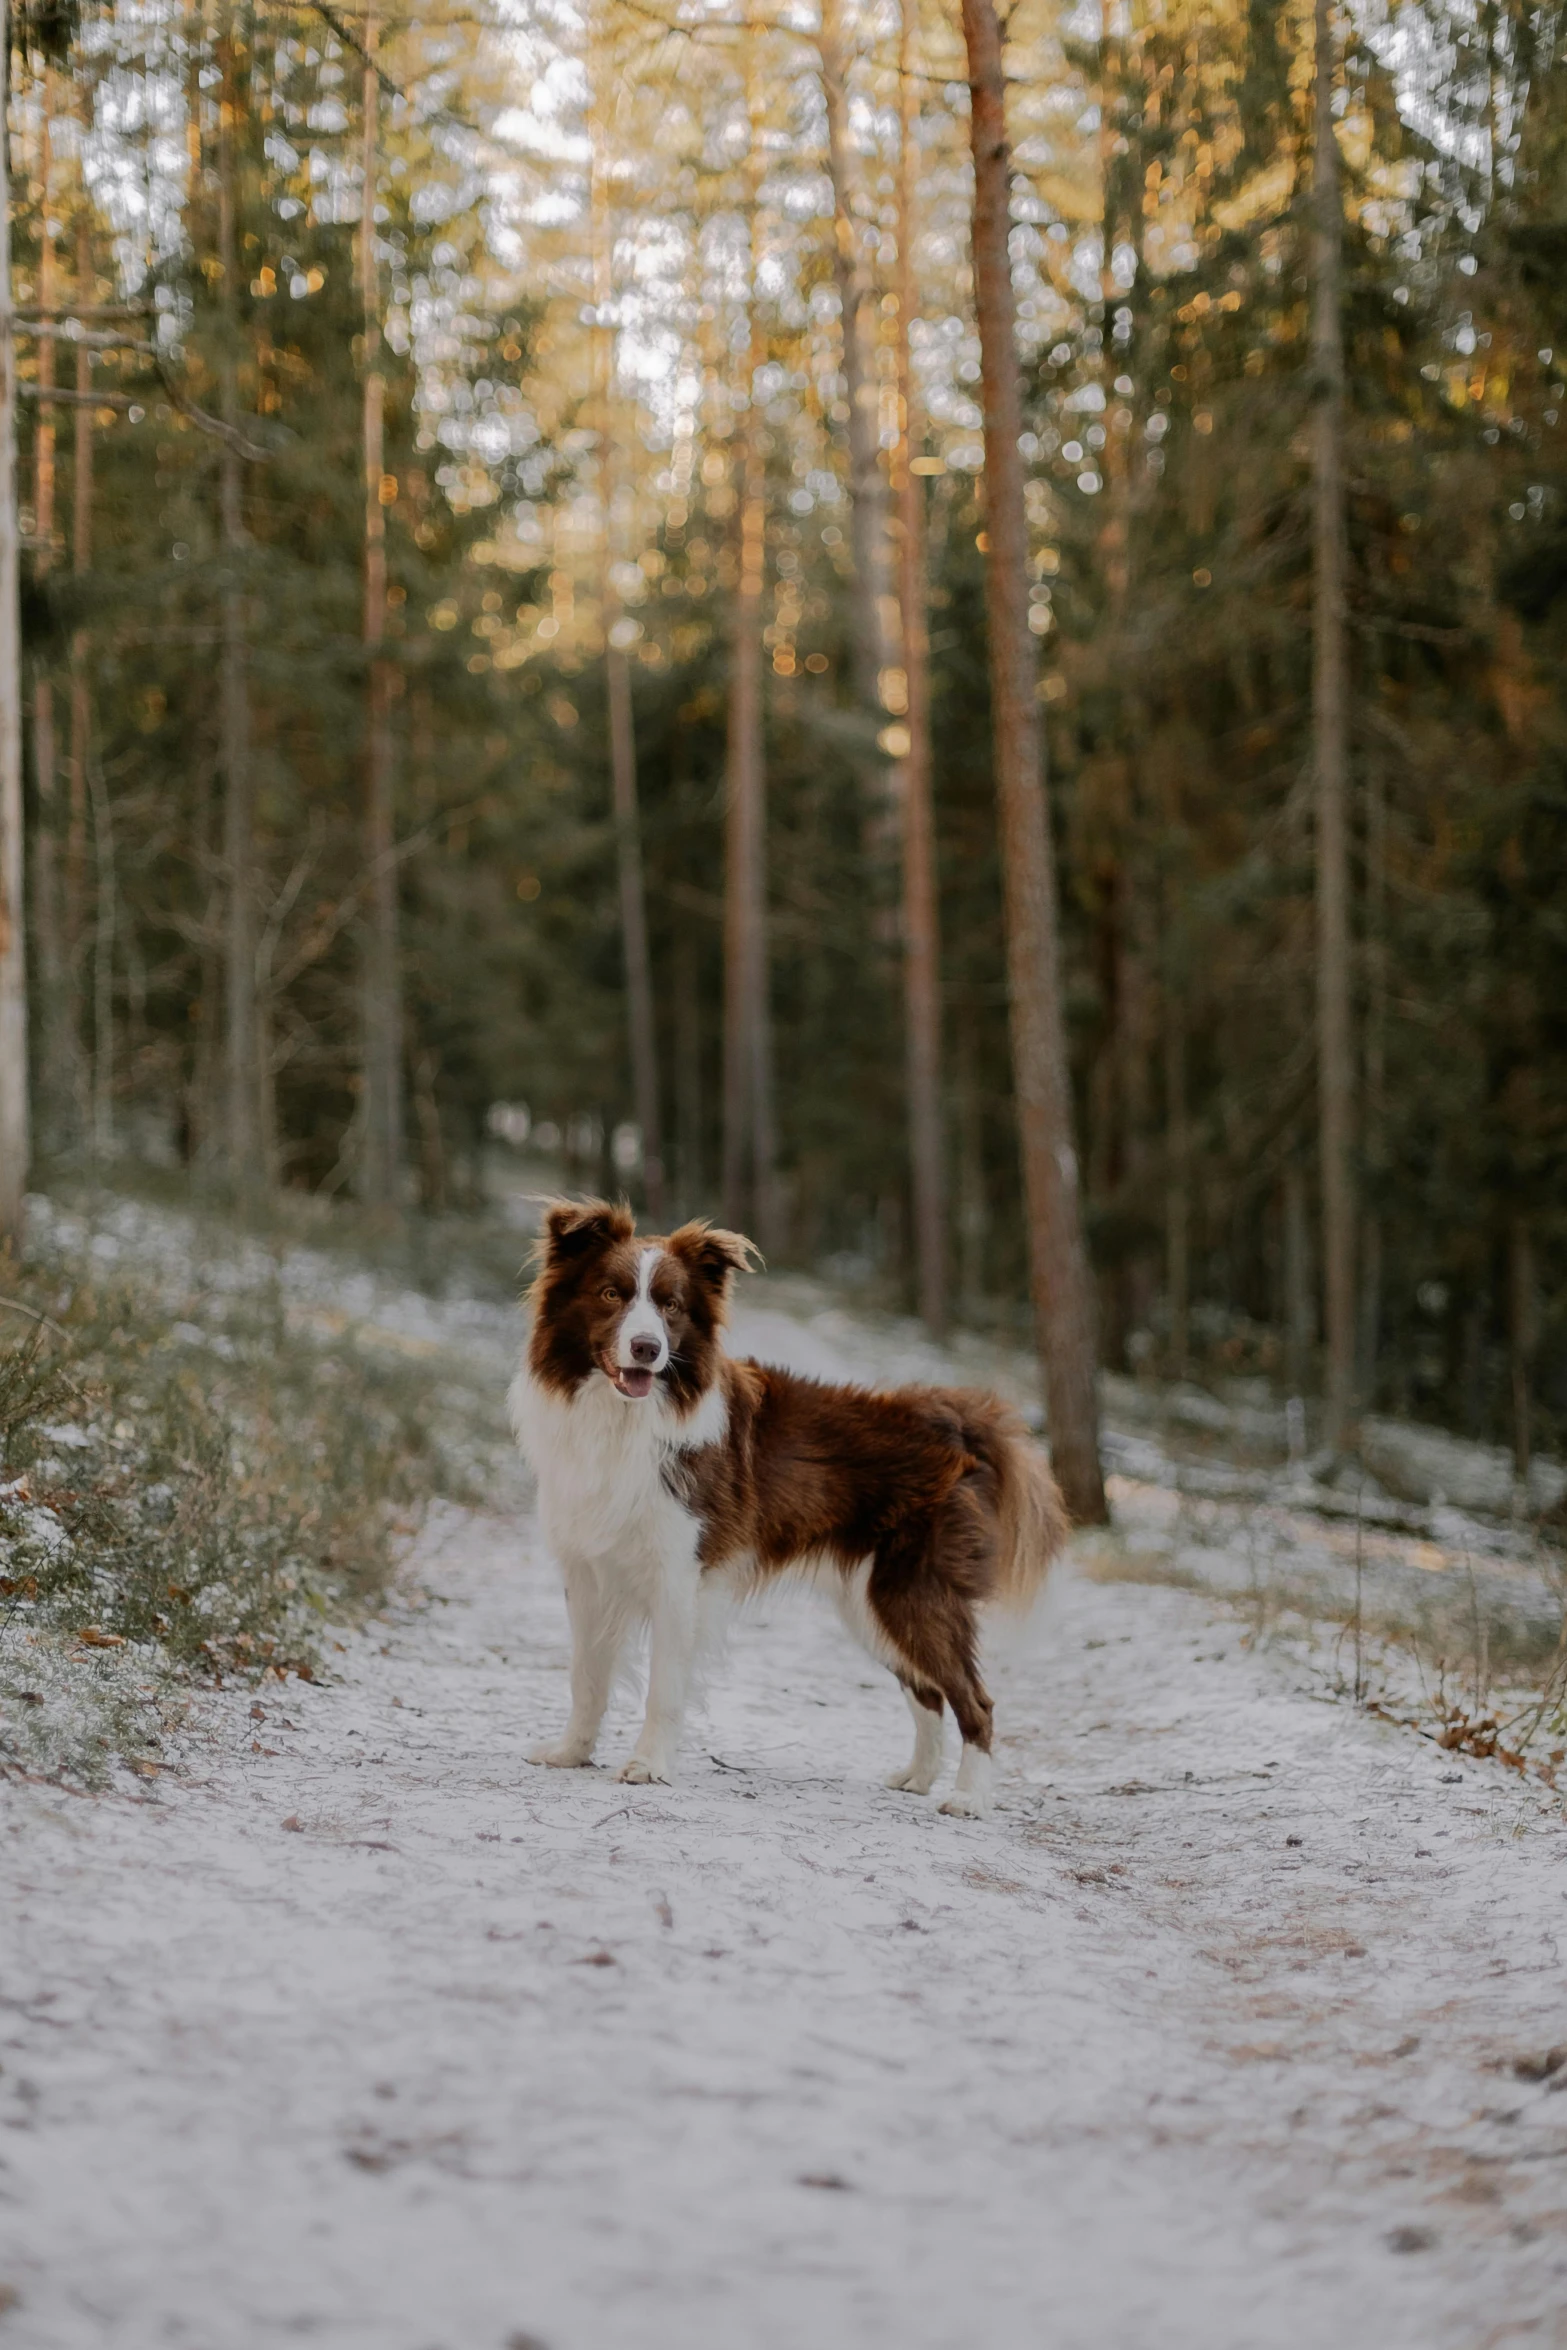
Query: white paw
xmin=885 ymin=1767 xmax=939 ymax=1794
xmin=528 ymin=1742 xmax=595 ymax=1769
xmin=616 ymin=1755 xmax=670 ymax=1786
xmin=938 ymin=1791 xmax=992 ymax=1820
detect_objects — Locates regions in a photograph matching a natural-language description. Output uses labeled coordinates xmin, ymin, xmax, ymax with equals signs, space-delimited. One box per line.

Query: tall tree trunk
xmin=721 ymin=365 xmax=774 ymax=1246
xmin=954 ymin=1007 xmax=988 ymax=1318
xmin=1093 ymin=27 xmax=1147 ymax=1367
xmin=1117 ymin=845 xmax=1158 ymax=1349
xmin=30 ymin=87 xmax=68 ymax=1158
xmin=721 ymin=107 xmax=776 ymax=1251
xmin=218 ymin=41 xmax=259 ymax=1197
xmin=672 ymin=924 xmax=703 ymax=1210
xmin=358 ymin=4 xmax=403 ymax=1214
xmin=1283 ymin=1155 xmax=1314 ymax=1401
xmin=960 ymin=0 xmax=1106 ymax=1522
xmin=411 ymin=1045 xmax=445 ymax=1211
xmin=1163 ymin=946 xmax=1189 ymax=1380
xmin=1095 ymin=10 xmax=1135 ymax=614
xmin=893 ymin=0 xmax=946 ymax=1334
xmin=818 ymin=0 xmax=893 ymax=724
xmin=1509 ymin=1214 xmax=1535 ymax=1484
xmin=88 ymin=753 xmax=114 ymax=1163
xmin=589 ymin=76 xmax=664 ymax=1221
xmin=68 ymin=213 xmax=92 ymax=1147
xmin=607 ymin=648 xmax=664 ymax=1218
xmin=189 ymin=753 xmax=223 ymax=1168
xmin=0 ymin=0 xmax=28 ymax=1244
xmin=1359 ymin=753 xmax=1386 ymax=1403
xmin=1313 ymin=0 xmax=1355 ymax=1451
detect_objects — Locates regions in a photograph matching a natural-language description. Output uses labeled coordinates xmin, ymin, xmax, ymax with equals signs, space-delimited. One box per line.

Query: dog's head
xmin=528 ymin=1200 xmax=759 ymax=1407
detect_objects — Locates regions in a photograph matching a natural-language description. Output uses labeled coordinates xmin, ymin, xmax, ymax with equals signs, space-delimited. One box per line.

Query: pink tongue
xmin=619 ymin=1367 xmax=654 ymax=1398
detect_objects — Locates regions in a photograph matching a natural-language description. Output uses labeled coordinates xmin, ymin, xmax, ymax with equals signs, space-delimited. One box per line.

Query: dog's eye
xmin=601 ymin=1285 xmax=621 ymax=1304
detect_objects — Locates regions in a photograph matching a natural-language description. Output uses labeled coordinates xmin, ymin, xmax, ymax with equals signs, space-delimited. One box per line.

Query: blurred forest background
xmin=1 ymin=0 xmax=1564 ymax=1471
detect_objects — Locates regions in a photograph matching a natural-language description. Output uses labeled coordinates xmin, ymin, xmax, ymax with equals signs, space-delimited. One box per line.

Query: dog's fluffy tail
xmin=961 ymin=1397 xmax=1071 ymax=1612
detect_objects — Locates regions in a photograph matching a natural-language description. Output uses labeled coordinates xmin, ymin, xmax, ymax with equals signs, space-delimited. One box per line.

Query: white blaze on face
xmin=614 ymin=1245 xmax=670 ymax=1394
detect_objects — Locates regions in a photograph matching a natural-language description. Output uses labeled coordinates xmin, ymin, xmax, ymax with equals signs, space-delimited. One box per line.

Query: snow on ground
xmin=4 ymin=1204 xmax=1567 ymax=2348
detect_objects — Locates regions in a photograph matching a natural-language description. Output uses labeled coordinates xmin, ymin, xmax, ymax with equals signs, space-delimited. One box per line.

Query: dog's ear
xmin=538 ymin=1197 xmax=635 ymax=1264
xmin=668 ymin=1221 xmax=762 ymax=1289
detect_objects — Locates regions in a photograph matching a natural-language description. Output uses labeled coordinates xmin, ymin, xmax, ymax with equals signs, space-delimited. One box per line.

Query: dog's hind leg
xmin=940 ymin=1738 xmax=994 ymax=1819
xmin=868 ymin=1519 xmax=996 ymax=1819
xmin=530 ymin=1559 xmax=621 ymax=1767
xmin=885 ymin=1682 xmax=946 ymax=1794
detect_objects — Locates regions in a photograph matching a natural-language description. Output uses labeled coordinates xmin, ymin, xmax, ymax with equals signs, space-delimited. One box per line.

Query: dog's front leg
xmin=617 ymin=1537 xmax=699 ymax=1785
xmin=530 ymin=1559 xmax=619 ymax=1768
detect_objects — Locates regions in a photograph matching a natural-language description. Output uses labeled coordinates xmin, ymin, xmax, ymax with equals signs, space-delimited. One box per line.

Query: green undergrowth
xmin=0 ymin=1240 xmax=487 ymax=1786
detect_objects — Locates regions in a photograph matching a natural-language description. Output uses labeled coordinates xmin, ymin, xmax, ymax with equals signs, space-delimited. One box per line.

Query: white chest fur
xmin=508 ymin=1363 xmax=725 ymax=1571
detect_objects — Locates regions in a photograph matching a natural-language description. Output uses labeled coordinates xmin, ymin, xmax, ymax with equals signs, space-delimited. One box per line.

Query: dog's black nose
xmin=629 ymin=1336 xmax=662 ymax=1366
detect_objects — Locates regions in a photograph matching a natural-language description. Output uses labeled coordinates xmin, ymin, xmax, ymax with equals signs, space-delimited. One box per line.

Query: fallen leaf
xmin=77 ymin=1626 xmax=126 ymax=1649
xmin=281 ymin=1814 xmax=303 ymax=1832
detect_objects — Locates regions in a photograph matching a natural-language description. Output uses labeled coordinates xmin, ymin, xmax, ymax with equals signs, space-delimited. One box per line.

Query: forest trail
xmin=5 ymin=1261 xmax=1567 ymax=2350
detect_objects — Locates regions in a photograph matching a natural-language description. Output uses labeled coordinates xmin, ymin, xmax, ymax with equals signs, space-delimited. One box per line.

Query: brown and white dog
xmin=508 ymin=1199 xmax=1068 ymax=1817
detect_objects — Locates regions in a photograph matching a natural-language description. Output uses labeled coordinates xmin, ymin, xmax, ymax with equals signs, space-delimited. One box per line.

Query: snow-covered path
xmin=8 ymin=1515 xmax=1567 ymax=2348
xmin=5 ymin=1274 xmax=1567 ymax=2349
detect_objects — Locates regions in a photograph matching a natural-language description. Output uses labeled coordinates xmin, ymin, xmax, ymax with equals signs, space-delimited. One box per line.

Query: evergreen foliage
xmin=12 ymin=0 xmax=1567 ymax=1461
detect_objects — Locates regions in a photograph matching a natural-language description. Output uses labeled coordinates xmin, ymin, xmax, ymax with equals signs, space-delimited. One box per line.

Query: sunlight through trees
xmin=1 ymin=0 xmax=1564 ymax=1482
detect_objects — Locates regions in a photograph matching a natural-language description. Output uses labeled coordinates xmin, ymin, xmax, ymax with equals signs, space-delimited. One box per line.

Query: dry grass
xmin=0 ymin=1242 xmax=483 ymax=1785
xmin=1078 ymin=1500 xmax=1567 ymax=1790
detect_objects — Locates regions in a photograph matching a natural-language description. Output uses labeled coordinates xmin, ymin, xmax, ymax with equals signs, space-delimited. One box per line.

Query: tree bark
xmin=894 ymin=0 xmax=946 ymax=1334
xmin=672 ymin=924 xmax=702 ymax=1210
xmin=607 ymin=645 xmax=664 ymax=1218
xmin=218 ymin=39 xmax=260 ymax=1198
xmin=1359 ymin=753 xmax=1386 ymax=1403
xmin=721 ymin=370 xmax=774 ymax=1248
xmin=721 ymin=105 xmax=776 ymax=1252
xmin=1509 ymin=1214 xmax=1535 ymax=1483
xmin=960 ymin=0 xmax=1105 ymax=1522
xmin=1163 ymin=944 xmax=1189 ymax=1380
xmin=818 ymin=0 xmax=893 ymax=723
xmin=88 ymin=750 xmax=114 ymax=1163
xmin=1284 ymin=1153 xmax=1314 ymax=1401
xmin=954 ymin=1017 xmax=988 ymax=1318
xmin=30 ymin=87 xmax=69 ymax=1158
xmin=0 ymin=0 xmax=29 ymax=1243
xmin=67 ymin=211 xmax=91 ymax=1135
xmin=1312 ymin=0 xmax=1355 ymax=1451
xmin=358 ymin=3 xmax=403 ymax=1214
xmin=590 ymin=73 xmax=664 ymax=1221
